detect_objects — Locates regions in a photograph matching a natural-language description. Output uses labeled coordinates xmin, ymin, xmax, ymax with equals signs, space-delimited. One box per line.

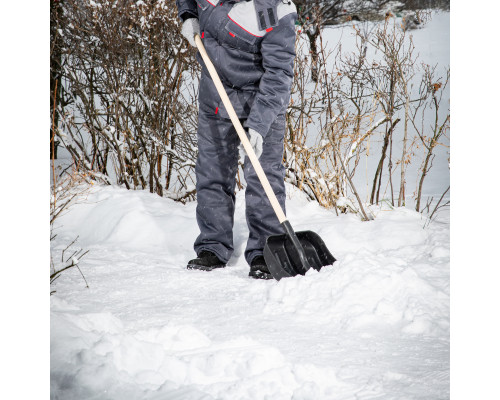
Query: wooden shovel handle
xmin=194 ymin=34 xmax=287 ymax=224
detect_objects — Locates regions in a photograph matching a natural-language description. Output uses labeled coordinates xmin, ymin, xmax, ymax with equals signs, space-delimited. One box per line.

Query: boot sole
xmin=249 ymin=270 xmax=273 ymax=280
xmin=187 ymin=264 xmax=226 ymax=271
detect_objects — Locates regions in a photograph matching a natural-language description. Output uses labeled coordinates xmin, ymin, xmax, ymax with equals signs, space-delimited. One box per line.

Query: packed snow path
xmin=51 ymin=185 xmax=449 ymax=399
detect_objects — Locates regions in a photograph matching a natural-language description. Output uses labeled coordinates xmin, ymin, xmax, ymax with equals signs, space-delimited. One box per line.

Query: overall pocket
xmin=224 ymin=19 xmax=259 ymax=46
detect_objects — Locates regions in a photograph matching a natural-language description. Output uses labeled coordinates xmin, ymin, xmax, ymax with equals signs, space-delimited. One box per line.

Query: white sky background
xmin=1 ymin=1 xmax=500 ymax=398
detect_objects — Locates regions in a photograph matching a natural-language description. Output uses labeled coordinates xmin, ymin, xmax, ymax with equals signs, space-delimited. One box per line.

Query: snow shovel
xmin=195 ymin=34 xmax=336 ymax=280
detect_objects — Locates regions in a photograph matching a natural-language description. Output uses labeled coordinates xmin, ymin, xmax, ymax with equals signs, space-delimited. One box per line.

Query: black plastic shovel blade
xmin=264 ymin=229 xmax=336 ymax=281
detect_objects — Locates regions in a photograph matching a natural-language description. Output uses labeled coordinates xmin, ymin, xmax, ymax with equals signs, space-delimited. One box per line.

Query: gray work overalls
xmin=175 ymin=0 xmax=297 ymax=263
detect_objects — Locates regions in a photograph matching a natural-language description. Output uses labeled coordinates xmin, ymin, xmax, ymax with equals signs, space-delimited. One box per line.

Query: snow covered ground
xmin=51 ymin=182 xmax=449 ymax=399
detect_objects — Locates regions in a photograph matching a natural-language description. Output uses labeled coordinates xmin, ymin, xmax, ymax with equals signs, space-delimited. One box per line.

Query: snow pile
xmin=264 ymin=204 xmax=449 ymax=337
xmin=51 ymin=296 xmax=348 ymax=399
xmin=51 ymin=184 xmax=449 ymax=399
xmin=264 ymin=257 xmax=449 ymax=336
xmin=52 ymin=186 xmax=193 ymax=252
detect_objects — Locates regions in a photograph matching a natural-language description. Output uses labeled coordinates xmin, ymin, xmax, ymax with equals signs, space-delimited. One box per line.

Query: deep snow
xmin=51 ymin=183 xmax=449 ymax=399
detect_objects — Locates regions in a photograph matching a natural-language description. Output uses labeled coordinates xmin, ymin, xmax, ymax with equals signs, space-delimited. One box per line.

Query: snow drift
xmin=51 ymin=183 xmax=449 ymax=399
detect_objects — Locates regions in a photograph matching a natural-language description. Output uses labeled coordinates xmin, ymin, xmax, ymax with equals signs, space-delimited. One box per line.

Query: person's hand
xmin=239 ymin=129 xmax=263 ymax=160
xmin=181 ymin=18 xmax=200 ymax=47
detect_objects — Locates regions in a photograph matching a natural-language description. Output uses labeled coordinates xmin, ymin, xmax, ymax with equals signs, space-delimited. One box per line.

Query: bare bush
xmin=50 ymin=164 xmax=94 ymax=295
xmin=285 ymin=27 xmax=377 ymax=220
xmin=294 ymin=0 xmax=393 ymax=81
xmin=284 ymin=11 xmax=449 ymax=218
xmin=354 ymin=14 xmax=424 ymax=206
xmin=412 ymin=66 xmax=450 ymax=212
xmin=55 ymin=0 xmax=199 ymax=201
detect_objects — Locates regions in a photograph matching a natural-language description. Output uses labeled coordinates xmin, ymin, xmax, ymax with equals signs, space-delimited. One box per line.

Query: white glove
xmin=239 ymin=128 xmax=263 ymax=160
xmin=181 ymin=18 xmax=200 ymax=47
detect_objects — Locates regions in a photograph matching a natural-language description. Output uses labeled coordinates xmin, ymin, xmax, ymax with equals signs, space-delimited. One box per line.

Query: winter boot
xmin=249 ymin=255 xmax=273 ymax=280
xmin=187 ymin=250 xmax=226 ymax=271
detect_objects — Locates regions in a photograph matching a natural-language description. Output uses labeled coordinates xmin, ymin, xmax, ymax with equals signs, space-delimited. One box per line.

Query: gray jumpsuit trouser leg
xmin=194 ymin=109 xmax=286 ymax=265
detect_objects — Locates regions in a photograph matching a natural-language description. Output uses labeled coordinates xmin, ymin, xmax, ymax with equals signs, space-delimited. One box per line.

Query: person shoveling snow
xmin=177 ymin=0 xmax=335 ymax=280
